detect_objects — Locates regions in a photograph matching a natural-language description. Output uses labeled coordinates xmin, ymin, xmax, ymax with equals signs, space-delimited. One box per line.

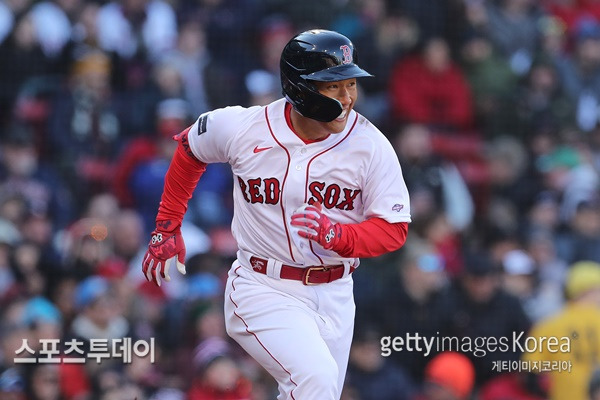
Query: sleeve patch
xmin=198 ymin=113 xmax=208 ymax=135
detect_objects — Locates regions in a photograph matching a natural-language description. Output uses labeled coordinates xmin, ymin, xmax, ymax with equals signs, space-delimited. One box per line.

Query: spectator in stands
xmin=554 ymin=16 xmax=600 ymax=132
xmin=96 ymin=0 xmax=176 ymax=62
xmin=0 ymin=121 xmax=74 ymax=230
xmin=523 ymin=261 xmax=600 ymax=400
xmin=388 ymin=0 xmax=452 ymax=46
xmin=485 ymin=0 xmax=543 ymax=76
xmin=539 ymin=12 xmax=569 ymax=59
xmin=460 ymin=30 xmax=519 ymax=138
xmin=413 ymin=351 xmax=475 ymax=400
xmin=556 ymin=198 xmax=600 ymax=263
xmin=121 ymin=58 xmax=189 ymax=135
xmin=345 ymin=324 xmax=415 ymax=400
xmin=64 ymin=275 xmax=131 ymax=398
xmin=483 ymin=136 xmax=544 ymax=236
xmin=501 ymin=248 xmax=564 ymax=322
xmin=244 ymin=16 xmax=294 ymax=107
xmin=394 ymin=123 xmax=474 ymax=232
xmin=0 ymin=189 xmax=28 ymax=225
xmin=160 ymin=19 xmax=228 ymax=113
xmin=0 ymin=12 xmax=54 ymax=126
xmin=187 ymin=337 xmax=253 ymax=400
xmin=10 ymin=241 xmax=46 ymax=298
xmin=440 ymin=250 xmax=531 ymax=385
xmin=525 ymin=229 xmax=567 ymax=303
xmin=358 ymin=238 xmax=447 ymax=381
xmin=523 ymin=189 xmax=561 ymax=235
xmin=113 ymin=98 xmax=188 ymax=231
xmin=534 ymin=143 xmax=599 ymax=223
xmin=199 ymin=0 xmax=260 ymax=105
xmin=56 ymin=1 xmax=103 ymax=78
xmin=56 ymin=220 xmax=107 ymax=281
xmin=111 ymin=209 xmax=145 ymax=265
xmin=517 ymin=59 xmax=575 ymax=137
xmin=47 ymin=50 xmax=127 ymax=209
xmin=410 ymin=210 xmax=465 ymax=279
xmin=46 ymin=273 xmax=78 ymax=332
xmin=23 ymin=364 xmax=62 ymax=400
xmin=29 ymin=0 xmax=79 ymax=59
xmin=521 ymin=193 xmax=569 ymax=318
xmin=94 ymin=0 xmax=177 ymax=98
xmin=388 ymin=36 xmax=474 ymax=130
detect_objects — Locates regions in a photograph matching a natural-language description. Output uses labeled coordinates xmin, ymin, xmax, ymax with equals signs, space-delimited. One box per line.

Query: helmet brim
xmin=301 ymin=64 xmax=373 ymax=82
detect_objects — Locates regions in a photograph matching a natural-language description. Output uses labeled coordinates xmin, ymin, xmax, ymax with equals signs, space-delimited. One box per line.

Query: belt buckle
xmin=302 ymin=266 xmax=328 ymax=286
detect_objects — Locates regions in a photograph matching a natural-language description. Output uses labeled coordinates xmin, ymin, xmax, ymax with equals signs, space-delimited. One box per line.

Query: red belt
xmin=249 ymin=256 xmax=355 ymax=285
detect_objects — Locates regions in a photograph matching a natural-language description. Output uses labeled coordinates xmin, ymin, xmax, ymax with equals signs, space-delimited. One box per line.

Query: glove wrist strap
xmin=156 ymin=220 xmax=181 ymax=234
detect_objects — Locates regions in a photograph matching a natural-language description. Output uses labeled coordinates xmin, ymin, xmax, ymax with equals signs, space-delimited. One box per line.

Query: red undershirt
xmin=156 ymin=109 xmax=408 ymax=259
xmin=285 ymin=102 xmax=331 ymax=144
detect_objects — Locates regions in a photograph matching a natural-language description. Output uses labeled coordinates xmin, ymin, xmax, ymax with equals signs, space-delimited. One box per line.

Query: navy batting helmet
xmin=280 ymin=29 xmax=373 ymax=122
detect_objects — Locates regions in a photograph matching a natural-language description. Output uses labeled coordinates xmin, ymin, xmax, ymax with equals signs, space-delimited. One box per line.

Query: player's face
xmin=314 ymin=78 xmax=358 ymax=133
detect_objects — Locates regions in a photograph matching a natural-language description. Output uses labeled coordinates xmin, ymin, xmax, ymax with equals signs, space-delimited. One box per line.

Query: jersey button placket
xmin=287 ymin=147 xmax=312 ymax=258
xmin=295 ymin=147 xmax=308 ymax=171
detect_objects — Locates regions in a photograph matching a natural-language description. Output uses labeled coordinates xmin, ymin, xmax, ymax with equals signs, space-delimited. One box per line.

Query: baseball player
xmin=142 ymin=29 xmax=411 ymax=399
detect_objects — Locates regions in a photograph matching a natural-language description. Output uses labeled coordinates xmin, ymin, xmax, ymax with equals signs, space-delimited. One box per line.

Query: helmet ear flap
xmin=281 ymin=70 xmax=343 ymax=122
xmin=295 ymin=81 xmax=343 ymax=122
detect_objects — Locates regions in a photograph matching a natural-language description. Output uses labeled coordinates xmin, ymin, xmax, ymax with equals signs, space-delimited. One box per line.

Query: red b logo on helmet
xmin=340 ymin=45 xmax=352 ymax=64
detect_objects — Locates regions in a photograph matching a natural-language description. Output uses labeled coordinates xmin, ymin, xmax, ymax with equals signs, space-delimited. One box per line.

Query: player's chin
xmin=327 ymin=117 xmax=348 ymax=133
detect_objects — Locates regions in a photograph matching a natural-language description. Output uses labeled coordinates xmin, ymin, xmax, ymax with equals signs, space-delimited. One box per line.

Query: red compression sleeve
xmin=155 ymin=128 xmax=207 ymax=231
xmin=333 ymin=218 xmax=408 ymax=258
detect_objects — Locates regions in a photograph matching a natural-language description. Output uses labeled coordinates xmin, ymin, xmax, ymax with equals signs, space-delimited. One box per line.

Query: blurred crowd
xmin=2 ymin=0 xmax=600 ymax=399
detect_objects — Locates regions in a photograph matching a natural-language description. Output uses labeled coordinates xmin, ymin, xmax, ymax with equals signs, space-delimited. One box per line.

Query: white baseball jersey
xmin=187 ymin=97 xmax=411 ymax=400
xmin=187 ymin=98 xmax=411 ymax=267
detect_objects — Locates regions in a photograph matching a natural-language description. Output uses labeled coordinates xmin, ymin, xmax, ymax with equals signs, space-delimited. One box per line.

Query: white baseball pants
xmin=224 ymin=261 xmax=355 ymax=400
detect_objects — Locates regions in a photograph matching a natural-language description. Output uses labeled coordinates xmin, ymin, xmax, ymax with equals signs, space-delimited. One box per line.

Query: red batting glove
xmin=290 ymin=202 xmax=342 ymax=250
xmin=142 ymin=221 xmax=187 ymax=286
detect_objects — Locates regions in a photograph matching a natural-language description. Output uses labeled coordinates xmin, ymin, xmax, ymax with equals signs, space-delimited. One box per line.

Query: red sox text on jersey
xmin=237 ymin=177 xmax=361 ymax=210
